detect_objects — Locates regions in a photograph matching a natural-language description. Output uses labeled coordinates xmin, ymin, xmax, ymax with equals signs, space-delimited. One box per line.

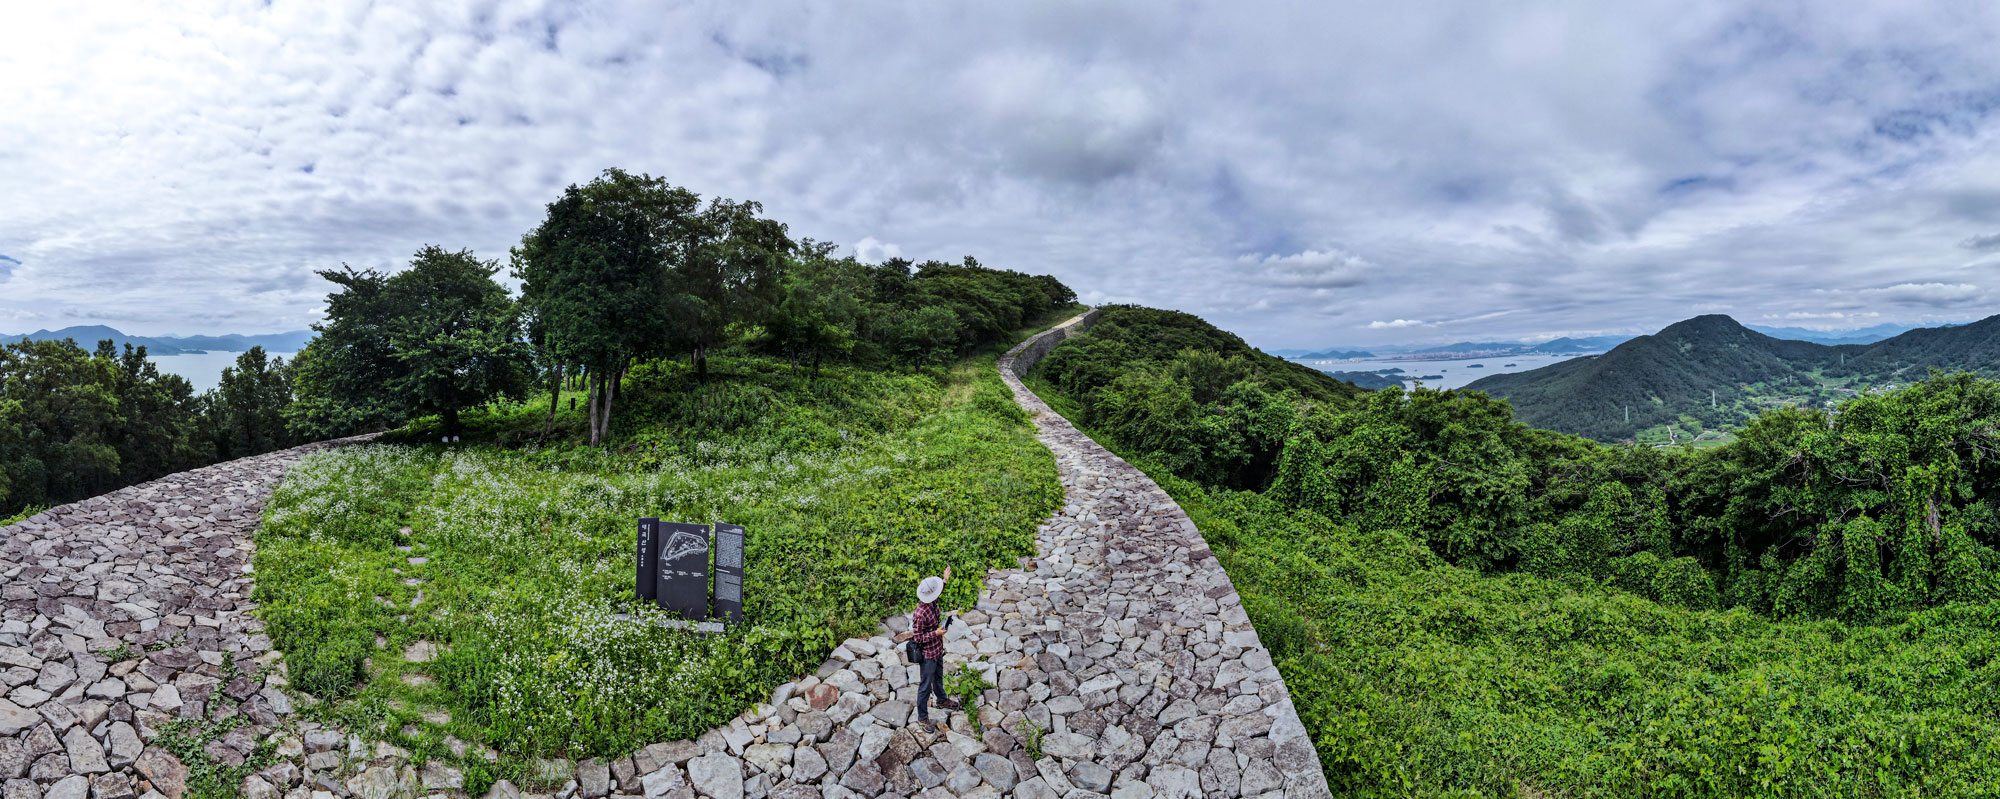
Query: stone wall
xmin=1003 ymin=309 xmax=1100 ymax=379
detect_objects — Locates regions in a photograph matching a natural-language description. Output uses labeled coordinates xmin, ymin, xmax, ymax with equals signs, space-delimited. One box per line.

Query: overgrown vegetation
xmin=1031 ymin=306 xmax=2000 ymax=796
xmin=1029 ymin=305 xmax=1358 ymax=490
xmin=255 ymin=347 xmax=1062 ymax=771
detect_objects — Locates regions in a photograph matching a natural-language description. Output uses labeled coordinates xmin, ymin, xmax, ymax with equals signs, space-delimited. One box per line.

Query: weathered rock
xmin=345 ymin=766 xmax=401 ymax=799
xmin=575 ymin=761 xmax=610 ymax=798
xmin=0 ymin=701 xmax=34 ymax=736
xmin=790 ymin=745 xmax=826 ymax=784
xmin=62 ymin=725 xmax=110 ymax=774
xmin=0 ymin=740 xmax=26 ymax=780
xmin=134 ymin=748 xmax=188 ymax=799
xmin=89 ymin=772 xmax=135 ymax=799
xmin=41 ymin=776 xmax=86 ymax=799
xmin=685 ymin=754 xmax=742 ymax=799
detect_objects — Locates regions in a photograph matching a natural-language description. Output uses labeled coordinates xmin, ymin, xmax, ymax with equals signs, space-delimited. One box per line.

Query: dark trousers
xmin=915 ymin=655 xmax=949 ymax=721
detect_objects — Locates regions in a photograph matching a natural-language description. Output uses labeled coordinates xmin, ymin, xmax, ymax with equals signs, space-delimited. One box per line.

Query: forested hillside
xmin=1028 ymin=305 xmax=1359 ymax=489
xmin=1470 ymin=312 xmax=2000 ymax=441
xmin=1031 ymin=306 xmax=2000 ymax=796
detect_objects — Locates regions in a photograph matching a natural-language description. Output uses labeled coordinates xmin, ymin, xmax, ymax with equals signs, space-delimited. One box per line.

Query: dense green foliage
xmin=1470 ymin=313 xmax=2000 ymax=442
xmin=0 ymin=338 xmax=295 ymax=517
xmin=288 ymin=247 xmax=532 ymax=440
xmin=254 ymin=351 xmax=1061 ymax=769
xmin=298 ymin=169 xmax=1074 ymax=445
xmin=201 ymin=348 xmax=297 ymax=461
xmin=1033 ymin=307 xmax=2000 ymax=796
xmin=1028 ymin=305 xmax=1357 ymax=490
xmin=1165 ymin=477 xmax=2000 ymax=797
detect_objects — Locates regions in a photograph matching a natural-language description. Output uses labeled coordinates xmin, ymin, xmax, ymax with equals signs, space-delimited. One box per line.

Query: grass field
xmin=252 ymin=332 xmax=1072 ymax=785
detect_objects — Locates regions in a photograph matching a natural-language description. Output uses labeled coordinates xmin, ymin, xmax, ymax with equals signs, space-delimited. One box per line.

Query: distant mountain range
xmin=1280 ymin=322 xmax=1935 ymax=362
xmin=1 ymin=325 xmax=315 ymax=356
xmin=1466 ymin=314 xmax=2000 ymax=442
xmin=1742 ymin=322 xmax=1938 ymax=345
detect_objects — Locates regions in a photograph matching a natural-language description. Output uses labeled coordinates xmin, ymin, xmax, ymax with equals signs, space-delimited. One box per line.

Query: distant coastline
xmin=1 ymin=325 xmax=314 ymax=356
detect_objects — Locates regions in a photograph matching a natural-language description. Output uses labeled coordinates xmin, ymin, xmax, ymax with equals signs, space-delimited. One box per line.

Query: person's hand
xmin=894 ymin=631 xmax=913 ymax=642
xmin=943 ymin=565 xmax=952 ymax=582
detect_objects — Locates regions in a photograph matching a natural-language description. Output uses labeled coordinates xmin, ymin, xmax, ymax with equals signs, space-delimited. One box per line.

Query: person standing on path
xmin=897 ymin=566 xmax=962 ymax=730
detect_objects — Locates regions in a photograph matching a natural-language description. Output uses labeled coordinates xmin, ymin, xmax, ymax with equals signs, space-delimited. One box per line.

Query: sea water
xmin=1292 ymin=352 xmax=1594 ymax=391
xmin=149 ymin=350 xmax=298 ymax=394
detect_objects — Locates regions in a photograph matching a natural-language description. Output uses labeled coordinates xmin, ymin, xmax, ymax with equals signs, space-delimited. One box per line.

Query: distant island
xmin=0 ymin=325 xmax=315 ymax=355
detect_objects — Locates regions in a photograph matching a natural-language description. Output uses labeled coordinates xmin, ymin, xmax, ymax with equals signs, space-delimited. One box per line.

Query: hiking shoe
xmin=933 ymin=698 xmax=964 ymax=711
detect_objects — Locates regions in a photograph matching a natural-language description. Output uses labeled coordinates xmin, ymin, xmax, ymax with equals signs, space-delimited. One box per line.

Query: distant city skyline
xmin=4 ymin=1 xmax=2000 ymax=347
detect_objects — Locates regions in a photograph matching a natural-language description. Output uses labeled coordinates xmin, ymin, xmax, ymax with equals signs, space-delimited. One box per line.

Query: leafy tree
xmin=515 ymin=169 xmax=694 ymax=444
xmin=288 ymin=268 xmax=407 ymax=440
xmin=759 ymin=240 xmax=865 ymax=373
xmin=385 ymin=247 xmax=533 ymax=434
xmin=0 ymin=338 xmax=205 ymax=516
xmin=666 ymin=197 xmax=792 ymax=377
xmin=291 ymin=248 xmax=531 ymax=439
xmin=203 ymin=347 xmax=294 ymax=460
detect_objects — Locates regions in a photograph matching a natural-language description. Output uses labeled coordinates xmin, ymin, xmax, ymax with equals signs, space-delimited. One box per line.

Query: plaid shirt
xmin=911 ymin=601 xmax=945 ymax=660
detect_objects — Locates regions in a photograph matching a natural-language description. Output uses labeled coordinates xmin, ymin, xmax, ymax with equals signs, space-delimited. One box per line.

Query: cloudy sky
xmin=4 ymin=1 xmax=2000 ymax=348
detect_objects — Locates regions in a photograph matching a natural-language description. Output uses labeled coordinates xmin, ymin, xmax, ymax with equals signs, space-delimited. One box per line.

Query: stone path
xmin=580 ymin=311 xmax=1330 ymax=799
xmin=0 ymin=437 xmax=371 ymax=799
xmin=0 ymin=309 xmax=1332 ymax=799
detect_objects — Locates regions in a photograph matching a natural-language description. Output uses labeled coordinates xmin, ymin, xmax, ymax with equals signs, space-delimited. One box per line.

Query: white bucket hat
xmin=917 ymin=576 xmax=944 ymax=604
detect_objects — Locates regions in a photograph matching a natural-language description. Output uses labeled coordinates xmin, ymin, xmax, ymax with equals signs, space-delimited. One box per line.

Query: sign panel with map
xmin=654 ymin=522 xmax=711 ymax=620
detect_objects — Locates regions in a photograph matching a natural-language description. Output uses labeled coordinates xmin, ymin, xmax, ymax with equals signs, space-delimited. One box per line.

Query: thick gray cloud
xmin=3 ymin=1 xmax=2000 ymax=348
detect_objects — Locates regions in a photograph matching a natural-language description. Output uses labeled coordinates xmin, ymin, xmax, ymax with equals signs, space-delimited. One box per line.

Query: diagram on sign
xmin=660 ymin=529 xmax=709 ymax=574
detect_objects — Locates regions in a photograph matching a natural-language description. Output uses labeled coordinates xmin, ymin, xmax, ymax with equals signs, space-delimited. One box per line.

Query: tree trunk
xmin=541 ymin=364 xmax=564 ymax=442
xmin=600 ymin=366 xmax=619 ymax=442
xmin=695 ymin=342 xmax=708 ymax=381
xmin=586 ymin=375 xmax=602 ymax=446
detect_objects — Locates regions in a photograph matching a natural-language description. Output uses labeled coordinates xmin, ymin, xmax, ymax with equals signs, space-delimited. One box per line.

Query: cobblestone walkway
xmin=0 ymin=309 xmax=1331 ymax=799
xmin=590 ymin=311 xmax=1331 ymax=799
xmin=1 ymin=437 xmax=371 ymax=799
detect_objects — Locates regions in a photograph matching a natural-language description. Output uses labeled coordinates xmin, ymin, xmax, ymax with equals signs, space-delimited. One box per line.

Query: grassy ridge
xmin=253 ymin=351 xmax=1062 ymax=779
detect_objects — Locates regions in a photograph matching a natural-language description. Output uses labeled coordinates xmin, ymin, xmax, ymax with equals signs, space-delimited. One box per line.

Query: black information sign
xmin=656 ymin=522 xmax=711 ymax=620
xmin=635 ymin=518 xmax=659 ymax=600
xmin=713 ymin=522 xmax=746 ymax=623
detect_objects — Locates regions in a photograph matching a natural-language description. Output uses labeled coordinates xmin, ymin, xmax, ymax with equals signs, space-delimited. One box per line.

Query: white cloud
xmin=1773 ymin=311 xmax=1882 ymax=321
xmin=1 ymin=1 xmax=1999 ymax=346
xmin=1859 ymin=282 xmax=1984 ymax=305
xmin=853 ymin=236 xmax=903 ymax=264
xmin=1237 ymin=248 xmax=1371 ymax=289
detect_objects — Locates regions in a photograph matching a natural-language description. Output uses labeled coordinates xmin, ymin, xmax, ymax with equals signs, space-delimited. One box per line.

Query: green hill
xmin=1029 ymin=304 xmax=2000 ymax=796
xmin=1468 ymin=313 xmax=2000 ymax=441
xmin=1026 ymin=305 xmax=1361 ymax=490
